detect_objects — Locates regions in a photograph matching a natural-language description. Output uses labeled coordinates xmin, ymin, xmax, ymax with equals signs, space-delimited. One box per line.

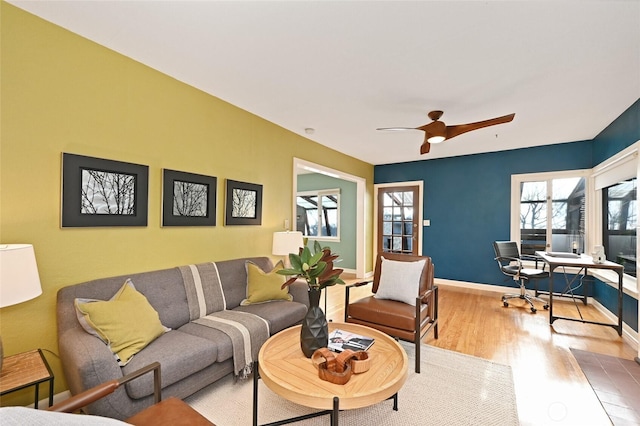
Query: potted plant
xmin=278 ymin=240 xmax=344 ymax=357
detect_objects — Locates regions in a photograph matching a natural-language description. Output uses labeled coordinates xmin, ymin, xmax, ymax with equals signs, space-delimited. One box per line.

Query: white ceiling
xmin=8 ymin=1 xmax=640 ymax=165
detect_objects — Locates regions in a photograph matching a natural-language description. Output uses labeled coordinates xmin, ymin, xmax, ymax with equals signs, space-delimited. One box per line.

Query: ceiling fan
xmin=377 ymin=110 xmax=516 ymax=154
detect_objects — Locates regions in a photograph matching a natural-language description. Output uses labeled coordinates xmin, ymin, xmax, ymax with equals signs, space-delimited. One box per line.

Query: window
xmin=296 ymin=189 xmax=340 ymax=239
xmin=514 ymin=172 xmax=587 ymax=256
xmin=512 ymin=143 xmax=640 ymax=295
xmin=602 ymin=178 xmax=637 ymax=277
xmin=592 ymin=144 xmax=639 ymax=291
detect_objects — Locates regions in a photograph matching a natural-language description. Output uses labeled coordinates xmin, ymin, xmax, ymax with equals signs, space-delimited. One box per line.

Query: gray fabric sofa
xmin=57 ymin=257 xmax=309 ymax=420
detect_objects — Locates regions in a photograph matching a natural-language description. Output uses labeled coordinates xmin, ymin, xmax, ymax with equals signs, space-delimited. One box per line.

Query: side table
xmin=0 ymin=349 xmax=54 ymax=408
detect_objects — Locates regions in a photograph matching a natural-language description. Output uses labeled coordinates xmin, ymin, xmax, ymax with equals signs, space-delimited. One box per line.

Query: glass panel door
xmin=377 ymin=186 xmax=419 ymax=255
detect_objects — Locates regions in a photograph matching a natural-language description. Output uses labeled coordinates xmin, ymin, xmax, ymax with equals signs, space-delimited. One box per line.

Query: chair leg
xmin=501 ymin=280 xmax=549 ymax=313
xmin=433 ymin=286 xmax=439 ymax=339
xmin=415 ymin=296 xmax=421 ymax=374
xmin=415 ymin=336 xmax=420 ymax=374
xmin=413 ymin=285 xmax=440 ymax=374
xmin=344 ymin=285 xmax=350 ymax=322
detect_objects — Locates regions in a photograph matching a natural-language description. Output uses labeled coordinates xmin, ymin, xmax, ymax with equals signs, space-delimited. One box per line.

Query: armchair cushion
xmin=374 ymin=256 xmax=426 ymax=306
xmin=347 ymin=296 xmax=428 ymax=333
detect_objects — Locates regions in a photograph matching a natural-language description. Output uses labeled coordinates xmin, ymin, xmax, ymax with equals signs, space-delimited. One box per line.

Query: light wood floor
xmin=324 ymin=280 xmax=637 ymax=426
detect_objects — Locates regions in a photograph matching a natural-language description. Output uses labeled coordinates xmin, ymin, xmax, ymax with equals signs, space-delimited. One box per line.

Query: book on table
xmin=328 ymin=328 xmax=375 ymax=352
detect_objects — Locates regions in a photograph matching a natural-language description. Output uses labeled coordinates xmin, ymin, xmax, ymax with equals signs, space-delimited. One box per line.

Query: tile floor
xmin=570 ymin=348 xmax=640 ymax=426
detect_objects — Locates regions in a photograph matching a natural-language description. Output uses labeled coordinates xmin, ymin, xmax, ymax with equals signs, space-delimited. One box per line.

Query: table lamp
xmin=272 ymin=231 xmax=304 ymax=268
xmin=0 ymin=244 xmax=43 ymax=371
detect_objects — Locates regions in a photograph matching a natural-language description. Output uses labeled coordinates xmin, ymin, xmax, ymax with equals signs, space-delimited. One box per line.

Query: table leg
xmin=331 ymin=396 xmax=339 ymax=426
xmin=253 ymin=361 xmax=259 ymax=426
xmin=617 ymin=270 xmax=623 ymax=336
xmin=393 ymin=392 xmax=398 ymax=411
xmin=546 ymin=262 xmax=623 ymax=335
xmin=34 ymin=383 xmax=40 ymax=409
xmin=549 ymin=266 xmax=556 ymax=325
xmin=48 ymin=377 xmax=54 ymax=407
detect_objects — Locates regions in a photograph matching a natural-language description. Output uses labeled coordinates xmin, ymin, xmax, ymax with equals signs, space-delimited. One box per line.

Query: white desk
xmin=535 ymin=251 xmax=623 ymax=336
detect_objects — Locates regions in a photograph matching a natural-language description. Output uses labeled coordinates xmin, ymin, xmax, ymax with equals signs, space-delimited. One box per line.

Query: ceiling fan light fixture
xmin=427 ymin=135 xmax=446 ymax=144
xmin=378 ymin=110 xmax=515 ymax=155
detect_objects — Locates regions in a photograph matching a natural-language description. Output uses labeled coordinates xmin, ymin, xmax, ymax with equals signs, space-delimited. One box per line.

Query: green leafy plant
xmin=278 ymin=240 xmax=345 ymax=291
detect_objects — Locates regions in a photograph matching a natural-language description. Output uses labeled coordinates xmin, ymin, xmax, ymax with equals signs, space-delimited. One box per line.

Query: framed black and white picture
xmin=162 ymin=169 xmax=217 ymax=226
xmin=61 ymin=153 xmax=149 ymax=227
xmin=225 ymin=179 xmax=263 ymax=225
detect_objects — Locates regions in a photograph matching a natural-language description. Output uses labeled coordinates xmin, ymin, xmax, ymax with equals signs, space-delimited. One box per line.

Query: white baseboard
xmin=590 ymin=298 xmax=639 ymax=349
xmin=435 ymin=278 xmax=508 ymax=293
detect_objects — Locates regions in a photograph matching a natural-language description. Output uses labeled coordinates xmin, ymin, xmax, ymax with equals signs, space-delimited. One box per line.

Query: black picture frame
xmin=162 ymin=169 xmax=217 ymax=227
xmin=225 ymin=179 xmax=263 ymax=225
xmin=61 ymin=153 xmax=149 ymax=227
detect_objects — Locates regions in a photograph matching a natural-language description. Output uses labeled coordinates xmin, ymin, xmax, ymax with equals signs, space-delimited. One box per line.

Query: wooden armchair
xmin=48 ymin=362 xmax=213 ymax=425
xmin=48 ymin=362 xmax=162 ymax=415
xmin=344 ymin=253 xmax=438 ymax=373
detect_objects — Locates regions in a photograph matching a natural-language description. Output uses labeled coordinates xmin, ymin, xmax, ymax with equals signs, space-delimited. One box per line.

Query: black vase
xmin=300 ymin=288 xmax=328 ymax=358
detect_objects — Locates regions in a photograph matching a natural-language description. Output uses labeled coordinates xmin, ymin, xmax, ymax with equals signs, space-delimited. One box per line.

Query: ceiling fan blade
xmin=445 ymin=113 xmax=515 ymax=140
xmin=420 ymin=141 xmax=431 ymax=154
xmin=376 ymin=127 xmax=420 ymax=131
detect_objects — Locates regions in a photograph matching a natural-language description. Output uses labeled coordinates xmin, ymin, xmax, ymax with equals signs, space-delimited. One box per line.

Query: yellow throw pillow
xmin=74 ymin=279 xmax=166 ymax=365
xmin=240 ymin=260 xmax=292 ymax=305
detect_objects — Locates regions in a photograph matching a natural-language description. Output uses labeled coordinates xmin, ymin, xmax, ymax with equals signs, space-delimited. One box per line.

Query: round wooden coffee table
xmin=253 ymin=322 xmax=408 ymax=425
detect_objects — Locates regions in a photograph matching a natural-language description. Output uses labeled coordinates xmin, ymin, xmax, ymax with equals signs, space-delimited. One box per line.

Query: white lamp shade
xmin=272 ymin=231 xmax=304 ymax=256
xmin=0 ymin=244 xmax=43 ymax=308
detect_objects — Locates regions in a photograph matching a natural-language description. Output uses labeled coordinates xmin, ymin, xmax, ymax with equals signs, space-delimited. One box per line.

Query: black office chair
xmin=493 ymin=241 xmax=549 ymax=313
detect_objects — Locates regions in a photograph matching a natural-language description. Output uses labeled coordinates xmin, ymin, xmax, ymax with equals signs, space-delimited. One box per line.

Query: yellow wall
xmin=0 ymin=3 xmax=373 ymax=405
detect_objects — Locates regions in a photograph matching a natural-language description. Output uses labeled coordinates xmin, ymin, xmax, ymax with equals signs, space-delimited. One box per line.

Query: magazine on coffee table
xmin=328 ymin=328 xmax=375 ymax=352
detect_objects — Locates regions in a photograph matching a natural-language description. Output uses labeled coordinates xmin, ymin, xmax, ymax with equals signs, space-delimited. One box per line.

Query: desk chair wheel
xmin=501 ymin=294 xmax=548 ymax=313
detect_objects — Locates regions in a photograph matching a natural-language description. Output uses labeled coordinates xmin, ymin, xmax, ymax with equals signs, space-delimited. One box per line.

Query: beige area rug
xmin=186 ymin=342 xmax=519 ymax=425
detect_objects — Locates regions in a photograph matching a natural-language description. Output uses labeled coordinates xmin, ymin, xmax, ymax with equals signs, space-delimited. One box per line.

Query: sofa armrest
xmin=58 ymin=328 xmax=124 ymax=397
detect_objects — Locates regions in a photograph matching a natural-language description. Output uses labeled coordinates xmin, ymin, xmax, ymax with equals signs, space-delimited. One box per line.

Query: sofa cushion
xmin=216 ymin=257 xmax=274 ymax=309
xmin=74 ymin=280 xmax=167 ymax=366
xmin=121 ymin=330 xmax=218 ymax=399
xmin=178 ymin=322 xmax=233 ymax=362
xmin=240 ymin=260 xmax=291 ymax=305
xmin=234 ymin=301 xmax=307 ymax=334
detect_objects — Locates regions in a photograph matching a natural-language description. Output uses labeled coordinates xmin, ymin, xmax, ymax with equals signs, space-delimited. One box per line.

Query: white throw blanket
xmin=180 ymin=263 xmax=270 ymax=377
xmin=194 ymin=310 xmax=269 ymax=378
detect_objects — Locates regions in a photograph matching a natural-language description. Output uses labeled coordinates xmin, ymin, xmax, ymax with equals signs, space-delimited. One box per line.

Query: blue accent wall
xmin=593 ymin=99 xmax=640 ymax=164
xmin=375 ymin=141 xmax=591 ymax=286
xmin=375 ymin=99 xmax=640 ymax=332
xmin=593 ymin=278 xmax=639 ymax=331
